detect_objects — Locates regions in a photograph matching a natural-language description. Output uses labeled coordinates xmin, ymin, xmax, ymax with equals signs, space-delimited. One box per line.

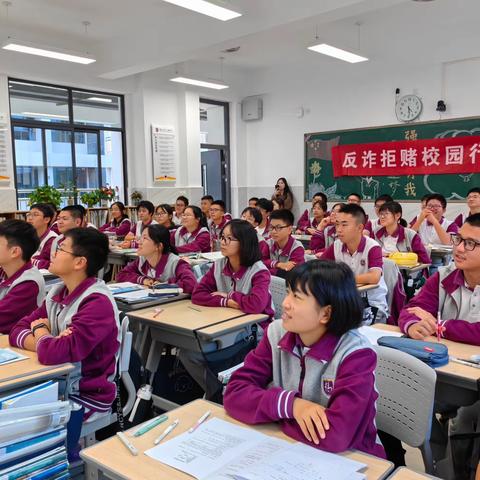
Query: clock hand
xmin=407 ymin=106 xmax=412 ymax=115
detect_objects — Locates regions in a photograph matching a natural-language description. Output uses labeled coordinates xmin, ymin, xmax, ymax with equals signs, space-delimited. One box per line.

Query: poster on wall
xmin=151 ymin=125 xmax=177 ymax=183
xmin=0 ymin=113 xmax=11 ymax=184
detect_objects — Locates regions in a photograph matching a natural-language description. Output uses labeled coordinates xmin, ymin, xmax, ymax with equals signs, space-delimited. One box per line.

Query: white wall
xmin=238 ymin=57 xmax=480 ymax=222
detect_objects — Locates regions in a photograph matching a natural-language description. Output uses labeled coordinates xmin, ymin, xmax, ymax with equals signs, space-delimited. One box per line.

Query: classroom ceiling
xmin=0 ymin=0 xmax=479 ymax=83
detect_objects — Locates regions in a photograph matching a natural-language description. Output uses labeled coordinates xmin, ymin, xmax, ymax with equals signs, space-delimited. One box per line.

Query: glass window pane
xmin=100 ymin=130 xmax=124 ymax=201
xmin=200 ymin=102 xmax=225 ymax=145
xmin=14 ymin=126 xmax=45 ymax=210
xmin=9 ymin=80 xmax=69 ymax=124
xmin=45 ymin=129 xmax=73 ymax=207
xmin=75 ymin=131 xmax=100 ymax=201
xmin=72 ymin=91 xmax=122 ymax=128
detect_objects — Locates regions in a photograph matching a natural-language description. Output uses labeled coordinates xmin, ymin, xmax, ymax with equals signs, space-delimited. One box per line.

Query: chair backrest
xmin=375 ymin=345 xmax=436 ymax=448
xmin=382 ymin=258 xmax=406 ymax=323
xmin=119 ymin=313 xmax=133 ymax=374
xmin=269 ymin=275 xmax=287 ymax=318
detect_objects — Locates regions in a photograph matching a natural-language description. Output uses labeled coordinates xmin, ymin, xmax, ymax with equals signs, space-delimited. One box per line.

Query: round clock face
xmin=395 ymin=94 xmax=422 ymax=122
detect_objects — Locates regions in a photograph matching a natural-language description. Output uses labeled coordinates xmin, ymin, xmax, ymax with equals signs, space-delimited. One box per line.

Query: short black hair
xmin=241 ymin=207 xmax=262 ymax=225
xmin=137 ymin=200 xmax=155 ymax=215
xmin=286 ymin=260 xmax=364 ymax=336
xmin=176 ymin=196 xmax=189 ymax=206
xmin=465 ymin=213 xmax=480 ymax=228
xmin=248 ymin=197 xmax=259 ymax=204
xmin=312 ymin=192 xmax=328 ymax=205
xmin=156 ymin=203 xmax=174 ymax=216
xmin=211 ymin=200 xmax=226 ymax=212
xmin=421 ymin=194 xmax=430 ymax=203
xmin=339 ymin=204 xmax=367 ymax=225
xmin=347 ymin=192 xmax=362 ymax=201
xmin=312 ymin=200 xmax=327 ymax=212
xmin=467 ymin=187 xmax=480 ymax=196
xmin=201 ymin=195 xmax=214 ymax=202
xmin=221 ymin=219 xmax=261 ymax=267
xmin=375 ymin=194 xmax=394 ymax=205
xmin=65 ymin=228 xmax=109 ymax=277
xmin=379 ymin=201 xmax=408 ymax=227
xmin=185 ymin=205 xmax=208 ymax=228
xmin=60 ymin=205 xmax=84 ymax=222
xmin=426 ymin=193 xmax=447 ymax=209
xmin=30 ymin=203 xmax=55 ymax=224
xmin=146 ymin=224 xmax=177 ymax=255
xmin=0 ymin=219 xmax=40 ymax=262
xmin=270 ymin=209 xmax=294 ymax=226
xmin=257 ymin=198 xmax=274 ymax=213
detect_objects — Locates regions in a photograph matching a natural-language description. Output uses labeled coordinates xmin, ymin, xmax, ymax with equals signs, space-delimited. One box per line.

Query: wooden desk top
xmin=387 ymin=467 xmax=438 ymax=479
xmin=0 ymin=336 xmax=74 ymax=392
xmin=81 ymin=399 xmax=393 ymax=480
xmin=357 ymin=283 xmax=380 ymax=292
xmin=128 ymin=299 xmax=248 ymax=334
xmin=397 ymin=263 xmax=430 ymax=273
xmin=197 ymin=313 xmax=268 ymax=339
xmin=373 ymin=324 xmax=480 ymax=385
xmin=293 ymin=234 xmax=312 ymax=241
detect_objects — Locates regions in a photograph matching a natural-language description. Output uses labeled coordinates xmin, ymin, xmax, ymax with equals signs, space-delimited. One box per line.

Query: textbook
xmin=0 ymin=381 xmax=58 ymax=409
xmin=145 ymin=417 xmax=366 ymax=480
xmin=107 ymin=282 xmax=142 ymax=295
xmin=0 ymin=349 xmax=28 ymax=366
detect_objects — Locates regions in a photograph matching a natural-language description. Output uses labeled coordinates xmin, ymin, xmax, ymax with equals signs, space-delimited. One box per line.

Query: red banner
xmin=331 ymin=135 xmax=480 ymax=177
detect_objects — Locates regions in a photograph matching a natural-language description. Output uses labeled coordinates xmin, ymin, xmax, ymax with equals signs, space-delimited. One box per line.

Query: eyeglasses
xmin=378 ymin=212 xmax=393 ymax=218
xmin=269 ymin=225 xmax=290 ymax=232
xmin=154 ymin=211 xmax=168 ymax=216
xmin=219 ymin=235 xmax=239 ymax=245
xmin=209 ymin=208 xmax=222 ymax=213
xmin=451 ymin=233 xmax=480 ymax=251
xmin=427 ymin=204 xmax=443 ymax=210
xmin=55 ymin=244 xmax=81 ymax=256
xmin=467 ymin=194 xmax=480 ymax=200
xmin=26 ymin=212 xmax=43 ymax=218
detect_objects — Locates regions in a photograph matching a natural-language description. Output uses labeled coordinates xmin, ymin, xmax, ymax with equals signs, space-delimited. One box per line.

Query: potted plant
xmin=98 ymin=185 xmax=116 ymax=207
xmin=80 ymin=191 xmax=100 ymax=208
xmin=130 ymin=190 xmax=142 ymax=206
xmin=28 ymin=185 xmax=62 ymax=209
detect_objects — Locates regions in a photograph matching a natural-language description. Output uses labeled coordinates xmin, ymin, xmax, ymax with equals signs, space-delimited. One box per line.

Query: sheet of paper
xmin=115 ymin=289 xmax=152 ymax=302
xmin=0 ymin=348 xmax=28 ymax=365
xmin=358 ymin=326 xmax=403 ymax=345
xmin=200 ymin=251 xmax=224 ymax=262
xmin=144 ymin=417 xmax=288 ymax=479
xmin=107 ymin=282 xmax=139 ymax=290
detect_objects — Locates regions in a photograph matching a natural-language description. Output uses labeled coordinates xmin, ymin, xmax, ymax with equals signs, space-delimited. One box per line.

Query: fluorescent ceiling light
xmin=308 ymin=43 xmax=368 ymax=63
xmin=87 ymin=97 xmax=113 ymax=103
xmin=3 ymin=43 xmax=95 ymax=64
xmin=162 ymin=0 xmax=241 ymax=21
xmin=22 ymin=112 xmax=68 ymax=119
xmin=170 ymin=76 xmax=229 ymax=90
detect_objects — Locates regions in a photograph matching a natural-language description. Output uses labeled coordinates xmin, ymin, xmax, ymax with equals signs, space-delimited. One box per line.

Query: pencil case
xmin=388 ymin=252 xmax=418 ymax=267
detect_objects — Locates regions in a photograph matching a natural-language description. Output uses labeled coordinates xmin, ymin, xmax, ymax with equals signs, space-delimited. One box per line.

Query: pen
xmin=436 ymin=311 xmax=443 ymax=342
xmin=188 ymin=410 xmax=211 ymax=433
xmin=153 ymin=308 xmax=164 ymax=318
xmin=116 ymin=432 xmax=138 ymax=456
xmin=132 ymin=414 xmax=168 ymax=437
xmin=449 ymin=357 xmax=480 ymax=369
xmin=188 ymin=305 xmax=202 ymax=312
xmin=154 ymin=419 xmax=179 ymax=445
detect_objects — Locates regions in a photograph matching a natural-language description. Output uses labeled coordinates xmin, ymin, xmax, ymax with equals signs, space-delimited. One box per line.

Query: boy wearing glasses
xmin=0 ymin=220 xmax=45 ymax=333
xmin=264 ymin=209 xmax=305 ymax=278
xmin=209 ymin=200 xmax=229 ymax=251
xmin=27 ymin=203 xmax=58 ymax=269
xmin=10 ymin=228 xmax=121 ymax=419
xmin=400 ymin=213 xmax=480 ymax=345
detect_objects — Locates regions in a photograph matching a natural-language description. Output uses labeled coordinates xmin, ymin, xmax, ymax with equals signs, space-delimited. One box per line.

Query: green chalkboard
xmin=304 ymin=116 xmax=480 ymax=201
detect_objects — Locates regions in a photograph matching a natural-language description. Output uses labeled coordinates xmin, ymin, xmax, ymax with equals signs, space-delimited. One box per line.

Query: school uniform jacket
xmin=99 ymin=218 xmax=132 ymax=237
xmin=264 ymin=236 xmax=305 ymax=276
xmin=209 ymin=216 xmax=230 ymax=251
xmin=117 ymin=252 xmax=196 ymax=294
xmin=257 ymin=218 xmax=271 ymax=240
xmin=171 ymin=225 xmax=211 ymax=254
xmin=0 ymin=263 xmax=45 ymax=334
xmin=10 ymin=277 xmax=121 ymax=414
xmin=130 ymin=219 xmax=157 ymax=238
xmin=375 ymin=225 xmax=431 ymax=264
xmin=296 ymin=209 xmax=311 ymax=232
xmin=399 ymin=264 xmax=480 ymax=345
xmin=192 ymin=258 xmax=274 ymax=326
xmin=31 ymin=229 xmax=58 ymax=269
xmin=418 ymin=217 xmax=458 ymax=245
xmin=224 ymin=320 xmax=385 ymax=458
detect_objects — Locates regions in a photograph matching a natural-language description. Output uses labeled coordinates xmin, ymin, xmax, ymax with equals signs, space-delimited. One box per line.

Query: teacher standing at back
xmin=272 ymin=177 xmax=294 ymax=211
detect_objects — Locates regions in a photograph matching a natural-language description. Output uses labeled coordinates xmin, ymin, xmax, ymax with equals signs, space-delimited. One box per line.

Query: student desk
xmin=387 ymin=467 xmax=440 ymax=479
xmin=115 ymin=291 xmax=190 ymax=312
xmin=81 ymin=399 xmax=394 ymax=480
xmin=292 ymin=233 xmax=312 ymax=248
xmin=373 ymin=324 xmax=480 ymax=406
xmin=357 ymin=283 xmax=380 ymax=293
xmin=396 ymin=263 xmax=431 ymax=274
xmin=0 ymin=336 xmax=74 ymax=394
xmin=107 ymin=248 xmax=138 ymax=281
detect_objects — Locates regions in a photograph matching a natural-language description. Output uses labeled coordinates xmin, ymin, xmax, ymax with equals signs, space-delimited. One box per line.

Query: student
xmin=180 ymin=219 xmax=274 ymax=399
xmin=248 ymin=197 xmax=259 ymax=208
xmin=409 ymin=194 xmax=430 ymax=228
xmin=10 ymin=228 xmax=121 ymax=420
xmin=304 ymin=201 xmax=328 ymax=255
xmin=117 ymin=224 xmax=196 ymax=293
xmin=154 ymin=203 xmax=176 ymax=230
xmin=455 ymin=187 xmax=480 ymax=227
xmin=53 ymin=205 xmax=85 ymax=251
xmin=375 ymin=201 xmax=431 ymax=263
xmin=48 ymin=203 xmax=60 ymax=234
xmin=209 ymin=200 xmax=229 ymax=251
xmin=256 ymin=198 xmax=274 ymax=240
xmin=347 ymin=192 xmax=362 ymax=205
xmin=224 ymin=260 xmax=386 ymax=458
xmin=0 ymin=220 xmax=45 ymax=334
xmin=241 ymin=207 xmax=269 ymax=260
xmin=264 ymin=209 xmax=305 ymax=278
xmin=372 ymin=194 xmax=394 ymax=235
xmin=200 ymin=195 xmax=214 ymax=222
xmin=296 ymin=192 xmax=328 ymax=233
xmin=77 ymin=205 xmax=97 ymax=230
xmin=347 ymin=192 xmax=374 ymax=236
xmin=27 ymin=203 xmax=58 ymax=269
xmin=411 ymin=193 xmax=458 ymax=246
xmin=123 ymin=200 xmax=157 ymax=247
xmin=99 ymin=201 xmax=131 ymax=237
xmin=311 ymin=202 xmax=345 ymax=255
xmin=320 ymin=204 xmax=388 ymax=323
xmin=272 ymin=177 xmax=294 ymax=211
xmin=171 ymin=205 xmax=210 ymax=254
xmin=172 ymin=195 xmax=189 ymax=226
xmin=399 ymin=213 xmax=480 ymax=345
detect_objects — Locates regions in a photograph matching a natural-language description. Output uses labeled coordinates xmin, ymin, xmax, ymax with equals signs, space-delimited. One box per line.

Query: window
xmin=9 ymin=79 xmax=126 ymax=209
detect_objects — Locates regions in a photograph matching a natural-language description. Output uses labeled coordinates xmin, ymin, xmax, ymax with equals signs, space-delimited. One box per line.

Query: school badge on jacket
xmin=323 ymin=378 xmax=335 ymax=396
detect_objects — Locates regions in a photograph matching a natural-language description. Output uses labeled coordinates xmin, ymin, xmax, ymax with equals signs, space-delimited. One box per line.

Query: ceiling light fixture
xmin=87 ymin=97 xmax=113 ymax=103
xmin=162 ymin=0 xmax=241 ymax=21
xmin=3 ymin=42 xmax=96 ymax=64
xmin=170 ymin=76 xmax=229 ymax=89
xmin=308 ymin=43 xmax=368 ymax=63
